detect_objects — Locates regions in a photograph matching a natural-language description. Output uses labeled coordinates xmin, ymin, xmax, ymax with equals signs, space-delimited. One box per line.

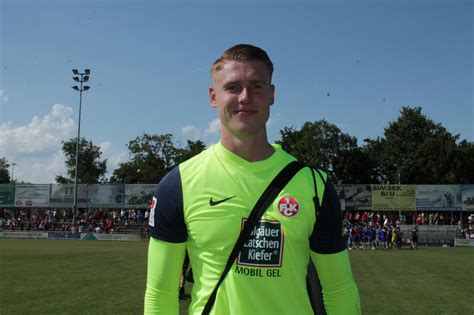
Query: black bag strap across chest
xmin=202 ymin=161 xmax=305 ymax=315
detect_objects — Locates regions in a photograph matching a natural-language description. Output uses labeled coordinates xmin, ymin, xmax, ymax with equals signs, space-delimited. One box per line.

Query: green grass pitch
xmin=0 ymin=239 xmax=472 ymax=314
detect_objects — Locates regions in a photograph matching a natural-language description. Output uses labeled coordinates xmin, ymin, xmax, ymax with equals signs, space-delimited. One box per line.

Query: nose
xmin=238 ymin=87 xmax=252 ymax=104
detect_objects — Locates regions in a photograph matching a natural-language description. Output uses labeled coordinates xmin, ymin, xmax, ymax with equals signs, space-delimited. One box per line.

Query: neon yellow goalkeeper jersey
xmin=146 ymin=143 xmax=360 ymax=315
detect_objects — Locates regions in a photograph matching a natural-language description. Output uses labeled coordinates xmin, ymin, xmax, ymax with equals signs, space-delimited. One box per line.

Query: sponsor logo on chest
xmin=237 ymin=219 xmax=283 ymax=267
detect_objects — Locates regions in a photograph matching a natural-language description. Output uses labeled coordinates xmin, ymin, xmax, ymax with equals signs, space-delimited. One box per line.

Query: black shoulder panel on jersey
xmin=309 ymin=177 xmax=346 ymax=254
xmin=148 ymin=166 xmax=187 ymax=243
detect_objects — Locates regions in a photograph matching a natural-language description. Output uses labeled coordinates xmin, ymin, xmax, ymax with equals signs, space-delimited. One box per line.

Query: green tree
xmin=370 ymin=106 xmax=460 ymax=184
xmin=175 ymin=140 xmax=207 ymax=165
xmin=276 ymin=120 xmax=372 ymax=183
xmin=361 ymin=138 xmax=389 ymax=184
xmin=56 ymin=138 xmax=107 ymax=184
xmin=453 ymin=140 xmax=474 ymax=184
xmin=109 ymin=161 xmax=140 ymax=184
xmin=111 ymin=136 xmax=207 ymax=184
xmin=110 ymin=134 xmax=179 ymax=184
xmin=0 ymin=157 xmax=11 ymax=183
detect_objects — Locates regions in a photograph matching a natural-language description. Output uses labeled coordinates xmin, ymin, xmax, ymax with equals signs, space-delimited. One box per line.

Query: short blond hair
xmin=211 ymin=44 xmax=274 ymax=82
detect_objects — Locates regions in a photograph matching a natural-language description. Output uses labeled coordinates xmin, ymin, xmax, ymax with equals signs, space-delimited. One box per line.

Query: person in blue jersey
xmin=396 ymin=225 xmax=403 ymax=249
xmin=379 ymin=226 xmax=386 ymax=249
xmin=362 ymin=225 xmax=369 ymax=250
xmin=370 ymin=224 xmax=376 ymax=250
xmin=411 ymin=225 xmax=418 ymax=250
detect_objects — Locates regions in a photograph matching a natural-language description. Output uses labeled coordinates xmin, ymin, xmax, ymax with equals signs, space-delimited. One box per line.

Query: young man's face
xmin=209 ymin=60 xmax=275 ymax=140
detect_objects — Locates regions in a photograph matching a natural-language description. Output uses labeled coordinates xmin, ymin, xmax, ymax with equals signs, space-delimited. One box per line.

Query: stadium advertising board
xmin=335 ymin=185 xmax=372 ymax=211
xmin=14 ymin=184 xmax=50 ymax=207
xmin=50 ymin=184 xmax=88 ymax=208
xmin=0 ymin=184 xmax=15 ymax=207
xmin=124 ymin=184 xmax=158 ymax=208
xmin=4 ymin=183 xmax=474 ymax=210
xmin=47 ymin=231 xmax=81 ymax=240
xmin=2 ymin=231 xmax=48 ymax=239
xmin=416 ymin=185 xmax=463 ymax=211
xmin=372 ymin=185 xmax=416 ymax=211
xmin=81 ymin=233 xmax=141 ymax=241
xmin=87 ymin=184 xmax=124 ymax=208
xmin=461 ymin=186 xmax=474 ymax=211
xmin=454 ymin=239 xmax=474 ymax=247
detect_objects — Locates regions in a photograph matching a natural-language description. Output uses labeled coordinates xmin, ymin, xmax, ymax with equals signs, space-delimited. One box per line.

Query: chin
xmin=235 ymin=127 xmax=266 ymax=138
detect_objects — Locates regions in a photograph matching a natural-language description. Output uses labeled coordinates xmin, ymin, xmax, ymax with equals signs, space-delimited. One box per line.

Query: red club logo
xmin=278 ymin=197 xmax=299 ymax=217
xmin=150 ymin=197 xmax=157 ymax=211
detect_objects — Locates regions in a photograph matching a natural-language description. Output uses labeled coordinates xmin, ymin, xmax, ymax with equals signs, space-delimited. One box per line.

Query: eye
xmin=225 ymin=85 xmax=241 ymax=92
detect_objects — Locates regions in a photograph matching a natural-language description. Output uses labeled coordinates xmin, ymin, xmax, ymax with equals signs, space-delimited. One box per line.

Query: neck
xmin=220 ymin=130 xmax=274 ymax=162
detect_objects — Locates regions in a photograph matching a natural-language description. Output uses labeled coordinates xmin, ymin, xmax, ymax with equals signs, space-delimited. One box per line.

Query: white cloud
xmin=99 ymin=141 xmax=113 ymax=153
xmin=0 ymin=89 xmax=8 ymax=104
xmin=99 ymin=141 xmax=128 ymax=177
xmin=107 ymin=151 xmax=128 ymax=170
xmin=180 ymin=119 xmax=220 ymax=143
xmin=1 ymin=104 xmax=76 ymax=183
xmin=0 ymin=104 xmax=75 ymax=154
xmin=204 ymin=119 xmax=221 ymax=136
xmin=47 ymin=149 xmax=67 ymax=176
xmin=0 ymin=104 xmax=128 ymax=183
xmin=182 ymin=125 xmax=201 ymax=140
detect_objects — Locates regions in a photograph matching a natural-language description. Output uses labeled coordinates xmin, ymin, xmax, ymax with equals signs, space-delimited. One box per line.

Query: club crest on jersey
xmin=278 ymin=196 xmax=299 ymax=217
xmin=149 ymin=196 xmax=157 ymax=227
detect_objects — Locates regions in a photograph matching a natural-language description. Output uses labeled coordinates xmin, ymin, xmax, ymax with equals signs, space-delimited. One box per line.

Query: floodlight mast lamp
xmin=71 ymin=69 xmax=91 ymax=225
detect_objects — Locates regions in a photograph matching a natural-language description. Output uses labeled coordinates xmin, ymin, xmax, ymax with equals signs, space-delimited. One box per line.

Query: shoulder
xmin=149 ymin=166 xmax=187 ymax=243
xmin=275 ymin=145 xmax=330 ymax=194
xmin=179 ymin=146 xmax=214 ymax=179
xmin=180 ymin=146 xmax=212 ymax=167
xmin=155 ymin=166 xmax=182 ymax=194
xmin=309 ymin=173 xmax=346 ymax=254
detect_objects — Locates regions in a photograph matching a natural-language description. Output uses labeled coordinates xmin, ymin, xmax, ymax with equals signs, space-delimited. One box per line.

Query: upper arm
xmin=308 ymin=175 xmax=360 ymax=314
xmin=145 ymin=167 xmax=188 ymax=314
xmin=309 ymin=176 xmax=346 ymax=254
xmin=149 ymin=167 xmax=187 ymax=243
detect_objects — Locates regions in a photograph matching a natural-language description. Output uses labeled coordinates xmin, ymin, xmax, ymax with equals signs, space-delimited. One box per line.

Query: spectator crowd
xmin=342 ymin=210 xmax=467 ymax=250
xmin=2 ymin=208 xmax=472 ymax=244
xmin=0 ymin=207 xmax=150 ymax=234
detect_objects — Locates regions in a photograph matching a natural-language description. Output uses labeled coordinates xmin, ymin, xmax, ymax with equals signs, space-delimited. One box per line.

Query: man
xmin=411 ymin=224 xmax=418 ymax=250
xmin=362 ymin=224 xmax=370 ymax=250
xmin=396 ymin=224 xmax=403 ymax=249
xmin=144 ymin=44 xmax=360 ymax=314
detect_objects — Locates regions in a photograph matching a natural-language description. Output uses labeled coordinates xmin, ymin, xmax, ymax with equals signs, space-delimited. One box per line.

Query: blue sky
xmin=1 ymin=0 xmax=472 ymax=183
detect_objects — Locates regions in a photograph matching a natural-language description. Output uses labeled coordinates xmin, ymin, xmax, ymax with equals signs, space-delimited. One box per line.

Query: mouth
xmin=234 ymin=109 xmax=257 ymax=116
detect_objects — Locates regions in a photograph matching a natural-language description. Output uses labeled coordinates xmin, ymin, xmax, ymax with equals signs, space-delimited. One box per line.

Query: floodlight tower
xmin=71 ymin=69 xmax=91 ymax=225
xmin=11 ymin=162 xmax=17 ymax=182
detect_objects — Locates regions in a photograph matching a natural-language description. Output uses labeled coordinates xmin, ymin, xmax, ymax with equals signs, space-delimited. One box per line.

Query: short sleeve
xmin=148 ymin=167 xmax=187 ymax=243
xmin=309 ymin=177 xmax=346 ymax=254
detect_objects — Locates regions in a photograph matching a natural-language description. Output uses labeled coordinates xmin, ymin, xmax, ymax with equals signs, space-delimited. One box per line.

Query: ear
xmin=209 ymin=87 xmax=217 ymax=108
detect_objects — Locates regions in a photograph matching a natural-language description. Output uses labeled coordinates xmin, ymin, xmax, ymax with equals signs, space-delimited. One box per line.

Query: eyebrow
xmin=249 ymin=80 xmax=267 ymax=85
xmin=222 ymin=79 xmax=268 ymax=87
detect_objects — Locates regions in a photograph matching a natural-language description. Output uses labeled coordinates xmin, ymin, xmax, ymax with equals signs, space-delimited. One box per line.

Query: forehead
xmin=212 ymin=60 xmax=271 ymax=84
